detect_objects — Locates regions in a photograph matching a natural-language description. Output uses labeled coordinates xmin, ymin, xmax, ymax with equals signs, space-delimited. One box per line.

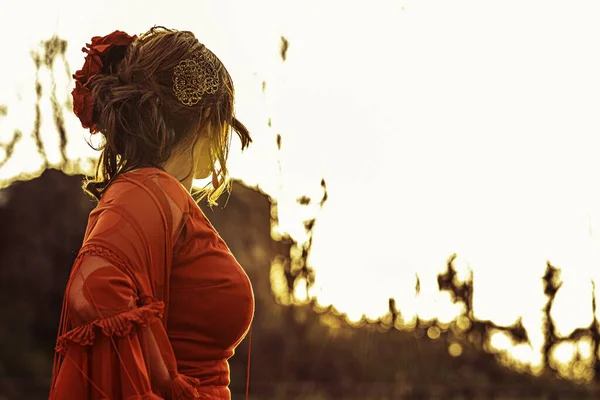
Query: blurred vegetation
xmin=1 ymin=33 xmax=600 ymax=400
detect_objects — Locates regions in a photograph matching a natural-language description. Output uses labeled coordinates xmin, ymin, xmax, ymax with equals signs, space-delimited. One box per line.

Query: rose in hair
xmin=72 ymin=30 xmax=137 ymax=134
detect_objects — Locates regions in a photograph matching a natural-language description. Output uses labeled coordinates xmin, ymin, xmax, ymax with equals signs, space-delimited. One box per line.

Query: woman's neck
xmin=159 ymin=158 xmax=194 ymax=193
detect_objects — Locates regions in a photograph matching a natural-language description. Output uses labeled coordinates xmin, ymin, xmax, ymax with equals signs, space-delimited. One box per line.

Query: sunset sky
xmin=2 ymin=0 xmax=600 ymax=372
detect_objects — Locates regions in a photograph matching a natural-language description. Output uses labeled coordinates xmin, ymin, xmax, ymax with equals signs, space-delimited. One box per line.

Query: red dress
xmin=49 ymin=167 xmax=255 ymax=400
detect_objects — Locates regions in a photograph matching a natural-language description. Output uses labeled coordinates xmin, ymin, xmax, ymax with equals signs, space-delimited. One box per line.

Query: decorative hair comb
xmin=172 ymin=46 xmax=220 ymax=106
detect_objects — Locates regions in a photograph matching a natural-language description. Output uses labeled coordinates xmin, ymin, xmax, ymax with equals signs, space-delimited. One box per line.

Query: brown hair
xmin=82 ymin=26 xmax=251 ymax=205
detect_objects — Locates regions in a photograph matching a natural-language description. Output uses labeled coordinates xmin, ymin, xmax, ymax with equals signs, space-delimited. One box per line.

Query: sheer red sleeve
xmin=49 ymin=176 xmax=201 ymax=400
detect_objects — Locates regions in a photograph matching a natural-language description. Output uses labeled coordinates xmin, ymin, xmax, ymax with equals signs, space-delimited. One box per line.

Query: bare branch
xmin=0 ymin=129 xmax=23 ymax=169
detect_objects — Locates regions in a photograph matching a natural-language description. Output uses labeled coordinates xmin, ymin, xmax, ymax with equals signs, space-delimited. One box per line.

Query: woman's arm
xmin=51 ymin=197 xmax=199 ymax=399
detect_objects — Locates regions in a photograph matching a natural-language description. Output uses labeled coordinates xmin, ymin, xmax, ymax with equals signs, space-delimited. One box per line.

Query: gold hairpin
xmin=173 ymin=46 xmax=219 ymax=106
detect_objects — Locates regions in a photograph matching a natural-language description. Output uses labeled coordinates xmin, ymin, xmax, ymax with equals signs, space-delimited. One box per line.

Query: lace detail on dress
xmin=76 ymin=244 xmax=129 ymax=274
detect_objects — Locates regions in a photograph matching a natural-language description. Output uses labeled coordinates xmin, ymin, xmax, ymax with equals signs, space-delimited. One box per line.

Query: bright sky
xmin=2 ymin=0 xmax=600 ymax=372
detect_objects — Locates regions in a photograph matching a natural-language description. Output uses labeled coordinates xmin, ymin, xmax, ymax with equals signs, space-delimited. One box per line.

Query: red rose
xmin=73 ymin=52 xmax=102 ymax=84
xmin=72 ymin=30 xmax=137 ymax=134
xmin=89 ymin=31 xmax=137 ymax=54
xmin=72 ymin=81 xmax=98 ymax=134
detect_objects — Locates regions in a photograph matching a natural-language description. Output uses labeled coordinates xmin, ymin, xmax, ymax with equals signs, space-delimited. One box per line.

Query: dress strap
xmin=245 ymin=326 xmax=252 ymax=400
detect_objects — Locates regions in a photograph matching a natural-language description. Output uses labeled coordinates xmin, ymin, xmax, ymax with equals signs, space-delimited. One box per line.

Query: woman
xmin=49 ymin=26 xmax=254 ymax=400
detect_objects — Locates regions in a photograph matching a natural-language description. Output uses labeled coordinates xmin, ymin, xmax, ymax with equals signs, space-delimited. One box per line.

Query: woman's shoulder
xmin=103 ymin=168 xmax=190 ymax=209
xmin=96 ymin=168 xmax=191 ymax=233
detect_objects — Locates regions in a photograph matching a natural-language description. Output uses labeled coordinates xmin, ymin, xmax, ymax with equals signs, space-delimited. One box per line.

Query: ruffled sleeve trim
xmin=55 ymin=301 xmax=164 ymax=355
